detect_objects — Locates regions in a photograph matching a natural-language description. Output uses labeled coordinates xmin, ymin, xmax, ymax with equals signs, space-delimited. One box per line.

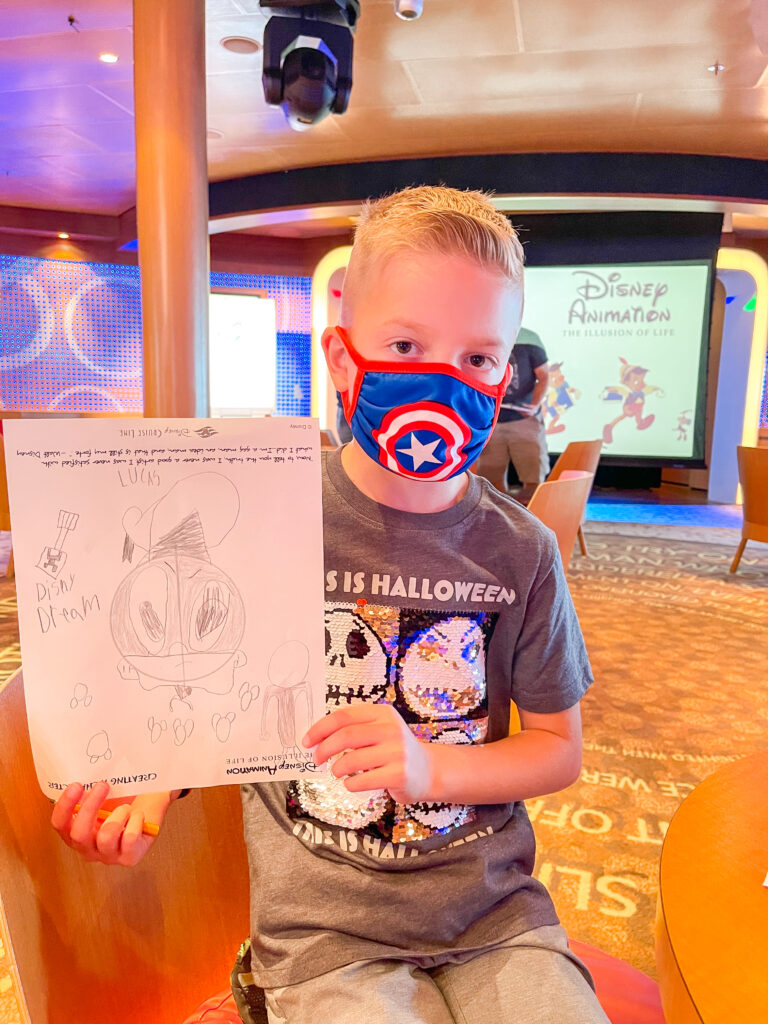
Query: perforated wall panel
xmin=0 ymin=255 xmax=312 ymax=417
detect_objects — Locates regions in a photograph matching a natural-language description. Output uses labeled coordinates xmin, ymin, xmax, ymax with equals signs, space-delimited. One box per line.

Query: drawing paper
xmin=4 ymin=417 xmax=325 ymax=798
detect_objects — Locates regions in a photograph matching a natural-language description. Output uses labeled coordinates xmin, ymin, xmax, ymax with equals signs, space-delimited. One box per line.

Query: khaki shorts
xmin=475 ymin=416 xmax=550 ymax=489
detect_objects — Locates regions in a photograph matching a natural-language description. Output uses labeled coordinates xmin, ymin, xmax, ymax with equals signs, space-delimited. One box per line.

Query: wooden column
xmin=133 ymin=0 xmax=209 ymax=417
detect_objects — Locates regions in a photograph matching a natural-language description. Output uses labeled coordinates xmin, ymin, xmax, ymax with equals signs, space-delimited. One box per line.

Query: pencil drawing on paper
xmin=172 ymin=718 xmax=194 ymax=746
xmin=70 ymin=682 xmax=92 ymax=709
xmin=239 ymin=679 xmax=260 ymax=712
xmin=86 ymin=730 xmax=112 ymax=763
xmin=147 ymin=715 xmax=167 ymax=743
xmin=212 ymin=711 xmax=235 ymax=742
xmin=38 ymin=509 xmax=79 ymax=578
xmin=110 ymin=472 xmax=247 ymax=711
xmin=261 ymin=640 xmax=314 ymax=759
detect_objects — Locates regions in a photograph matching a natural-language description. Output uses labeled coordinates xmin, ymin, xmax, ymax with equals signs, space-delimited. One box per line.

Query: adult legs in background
xmin=474 ymin=422 xmax=514 ymax=492
xmin=476 ymin=418 xmax=550 ymax=501
xmin=505 ymin=416 xmax=550 ymax=504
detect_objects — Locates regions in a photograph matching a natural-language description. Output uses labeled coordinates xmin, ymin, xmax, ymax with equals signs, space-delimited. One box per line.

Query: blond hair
xmin=340 ymin=185 xmax=524 ymax=324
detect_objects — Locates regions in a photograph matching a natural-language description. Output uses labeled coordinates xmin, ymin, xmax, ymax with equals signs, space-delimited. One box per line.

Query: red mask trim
xmin=336 ymin=326 xmax=512 ymax=425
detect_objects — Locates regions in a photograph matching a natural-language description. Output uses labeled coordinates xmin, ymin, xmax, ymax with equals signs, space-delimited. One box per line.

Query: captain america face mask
xmin=336 ymin=327 xmax=512 ymax=481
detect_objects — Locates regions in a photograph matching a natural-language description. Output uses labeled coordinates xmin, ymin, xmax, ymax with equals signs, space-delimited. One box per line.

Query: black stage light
xmin=260 ymin=0 xmax=361 ymax=131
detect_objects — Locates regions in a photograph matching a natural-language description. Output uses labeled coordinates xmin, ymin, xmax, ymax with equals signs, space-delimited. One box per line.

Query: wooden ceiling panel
xmin=0 ymin=177 xmax=55 ymax=209
xmin=498 ymin=123 xmax=768 ymax=160
xmin=40 ymin=152 xmax=135 ymax=182
xmin=328 ymin=95 xmax=641 ymax=164
xmin=517 ymin=0 xmax=753 ymax=53
xmin=637 ymin=86 xmax=768 ymax=124
xmin=0 ymin=82 xmax=131 ymax=127
xmin=0 ymin=157 xmax=83 ymax=185
xmin=355 ymin=2 xmax=522 ymax=62
xmin=205 ymin=14 xmax=268 ymax=75
xmin=0 ymin=0 xmax=131 ymax=40
xmin=206 ymin=0 xmax=257 ymax=17
xmin=337 ymin=89 xmax=639 ymax=127
xmin=208 ymin=146 xmax=284 ymax=181
xmin=404 ymin=44 xmax=768 ymax=106
xmin=343 ymin=60 xmax=422 ymax=108
xmin=206 ymin=76 xmax=350 ymax=147
xmin=0 ymin=124 xmax=108 ymax=161
xmin=0 ymin=156 xmax=133 ymax=216
xmin=207 ymin=69 xmax=282 ymax=116
xmin=0 ymin=0 xmax=765 ymax=221
xmin=232 ymin=0 xmax=269 ymax=12
xmin=0 ymin=28 xmax=134 ymax=92
xmin=16 ymin=187 xmax=136 ymax=216
xmin=87 ymin=78 xmax=135 ymax=116
xmin=65 ymin=119 xmax=136 ymax=153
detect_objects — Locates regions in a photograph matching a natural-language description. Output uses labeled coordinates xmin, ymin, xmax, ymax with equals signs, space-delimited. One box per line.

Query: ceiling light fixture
xmin=57 ymin=232 xmax=70 ymax=239
xmin=99 ymin=52 xmax=119 ymax=64
xmin=207 ymin=128 xmax=225 ymax=140
xmin=394 ymin=0 xmax=423 ymax=19
xmin=221 ymin=36 xmax=262 ymax=54
xmin=707 ymin=62 xmax=725 ymax=75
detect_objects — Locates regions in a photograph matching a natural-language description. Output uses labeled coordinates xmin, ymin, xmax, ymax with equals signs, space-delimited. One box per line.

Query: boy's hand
xmin=303 ymin=704 xmax=432 ymax=805
xmin=51 ymin=780 xmax=174 ymax=867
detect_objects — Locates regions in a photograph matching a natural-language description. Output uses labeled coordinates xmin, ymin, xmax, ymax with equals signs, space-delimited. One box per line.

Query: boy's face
xmin=324 ymin=251 xmax=523 ymax=393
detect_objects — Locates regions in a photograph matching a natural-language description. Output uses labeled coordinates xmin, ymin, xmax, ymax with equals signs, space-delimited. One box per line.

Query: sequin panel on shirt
xmin=287 ymin=603 xmax=498 ymax=844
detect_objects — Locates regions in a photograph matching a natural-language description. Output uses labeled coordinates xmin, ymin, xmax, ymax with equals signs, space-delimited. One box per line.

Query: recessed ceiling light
xmin=57 ymin=232 xmax=70 ymax=239
xmin=99 ymin=52 xmax=119 ymax=64
xmin=207 ymin=128 xmax=225 ymax=140
xmin=707 ymin=62 xmax=726 ymax=74
xmin=221 ymin=36 xmax=261 ymax=54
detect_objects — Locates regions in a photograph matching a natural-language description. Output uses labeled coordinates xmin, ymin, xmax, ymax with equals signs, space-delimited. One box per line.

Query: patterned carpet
xmin=1 ymin=525 xmax=767 ymax=990
xmin=539 ymin=524 xmax=768 ymax=976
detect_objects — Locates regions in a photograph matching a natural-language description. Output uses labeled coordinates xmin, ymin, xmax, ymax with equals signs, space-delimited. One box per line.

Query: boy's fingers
xmin=331 ymin=746 xmax=389 ymax=778
xmin=302 ymin=710 xmax=349 ymax=747
xmin=67 ymin=780 xmax=111 ymax=845
xmin=78 ymin=779 xmax=111 ymax=815
xmin=94 ymin=805 xmax=132 ymax=858
xmin=314 ymin=724 xmax=382 ymax=765
xmin=119 ymin=811 xmax=152 ymax=866
xmin=51 ymin=782 xmax=85 ymax=836
xmin=343 ymin=767 xmax=390 ymax=793
xmin=303 ymin=706 xmax=382 ymax=748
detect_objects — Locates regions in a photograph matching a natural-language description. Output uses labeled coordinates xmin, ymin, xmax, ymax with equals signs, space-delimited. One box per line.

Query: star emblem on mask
xmin=396 ymin=432 xmax=443 ymax=471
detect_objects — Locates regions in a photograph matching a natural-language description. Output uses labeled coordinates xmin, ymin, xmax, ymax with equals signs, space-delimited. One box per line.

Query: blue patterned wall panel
xmin=0 ymin=255 xmax=312 ymax=416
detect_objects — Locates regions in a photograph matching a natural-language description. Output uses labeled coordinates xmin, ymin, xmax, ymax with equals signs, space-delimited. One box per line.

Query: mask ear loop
xmin=476 ymin=364 xmax=513 ymax=457
xmin=491 ymin=363 xmax=513 ymax=426
xmin=334 ymin=326 xmax=367 ymax=425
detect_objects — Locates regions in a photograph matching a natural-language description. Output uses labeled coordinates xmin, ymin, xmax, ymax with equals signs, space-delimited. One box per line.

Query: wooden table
xmin=655 ymin=749 xmax=768 ymax=1022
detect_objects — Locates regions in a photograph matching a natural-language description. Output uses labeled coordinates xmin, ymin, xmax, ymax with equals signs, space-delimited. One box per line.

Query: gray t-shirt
xmin=241 ymin=447 xmax=593 ymax=987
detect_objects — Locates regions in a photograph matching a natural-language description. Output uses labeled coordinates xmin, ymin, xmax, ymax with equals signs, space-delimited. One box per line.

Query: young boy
xmin=53 ymin=186 xmax=608 ymax=1024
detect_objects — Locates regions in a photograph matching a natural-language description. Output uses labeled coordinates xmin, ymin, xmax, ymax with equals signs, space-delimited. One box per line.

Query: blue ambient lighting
xmin=0 ymin=254 xmax=311 ymax=416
